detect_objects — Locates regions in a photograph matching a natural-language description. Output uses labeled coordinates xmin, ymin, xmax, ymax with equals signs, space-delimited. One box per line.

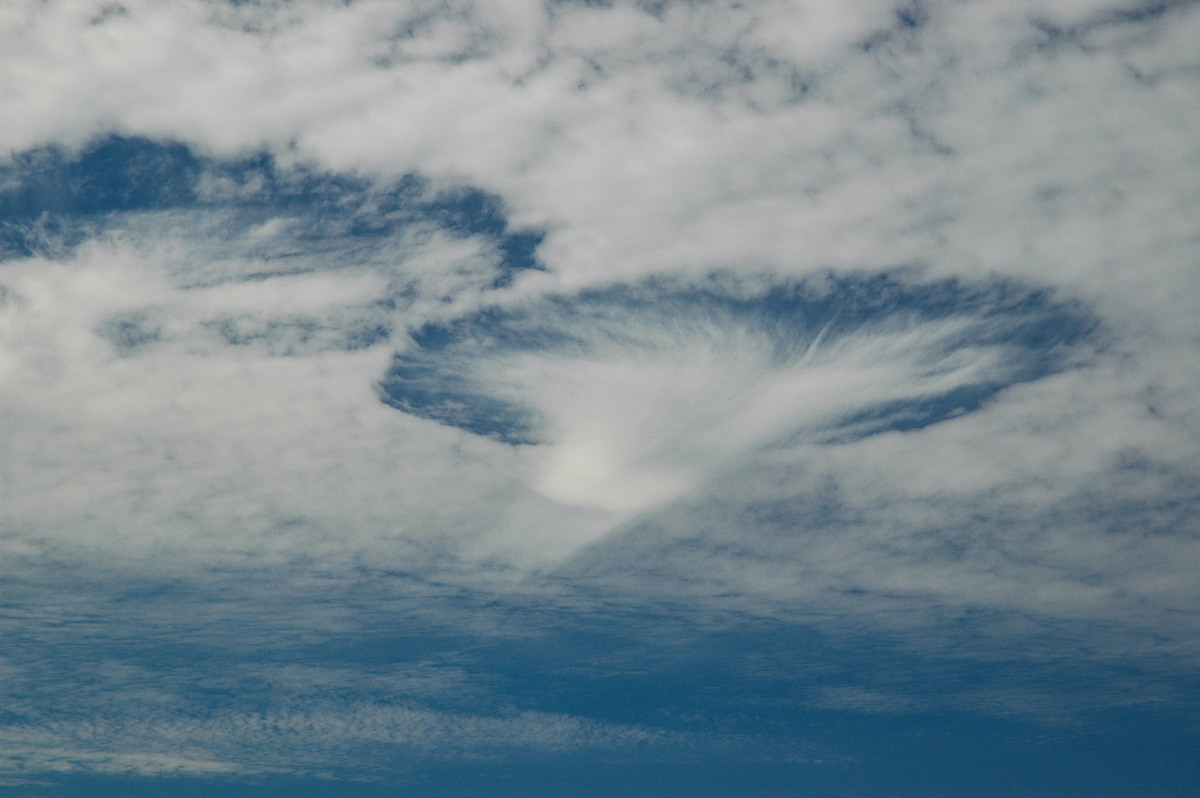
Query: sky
xmin=1 ymin=0 xmax=1199 ymax=795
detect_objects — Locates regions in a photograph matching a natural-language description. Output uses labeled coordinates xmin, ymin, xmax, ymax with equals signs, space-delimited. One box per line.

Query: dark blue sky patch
xmin=9 ymin=562 xmax=1200 ymax=797
xmin=0 ymin=136 xmax=198 ymax=259
xmin=0 ymin=136 xmax=546 ymax=289
xmin=378 ymin=358 xmax=542 ymax=444
xmin=24 ymin=732 xmax=1200 ymax=798
xmin=379 ymin=272 xmax=1096 ymax=445
xmin=0 ymin=135 xmax=200 ymax=219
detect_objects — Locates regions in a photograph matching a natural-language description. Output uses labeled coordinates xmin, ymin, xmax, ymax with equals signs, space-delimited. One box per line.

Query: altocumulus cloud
xmin=1 ymin=0 xmax=1200 ymax=795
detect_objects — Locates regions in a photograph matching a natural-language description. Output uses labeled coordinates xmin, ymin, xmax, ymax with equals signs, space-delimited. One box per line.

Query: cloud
xmin=0 ymin=566 xmax=778 ymax=783
xmin=1 ymin=0 xmax=1195 ymax=604
xmin=0 ymin=702 xmax=681 ymax=780
xmin=1 ymin=0 xmax=1196 ymax=584
xmin=2 ymin=0 xmax=1200 ymax=791
xmin=0 ymin=139 xmax=566 ymax=571
xmin=383 ymin=273 xmax=1095 ymax=512
xmin=0 ymin=695 xmax=690 ymax=781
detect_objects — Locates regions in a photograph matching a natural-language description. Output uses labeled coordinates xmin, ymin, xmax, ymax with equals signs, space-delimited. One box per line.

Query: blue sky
xmin=1 ymin=0 xmax=1199 ymax=795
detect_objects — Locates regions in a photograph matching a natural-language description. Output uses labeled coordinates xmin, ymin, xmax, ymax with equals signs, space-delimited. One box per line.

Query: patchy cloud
xmin=2 ymin=0 xmax=1199 ymax=794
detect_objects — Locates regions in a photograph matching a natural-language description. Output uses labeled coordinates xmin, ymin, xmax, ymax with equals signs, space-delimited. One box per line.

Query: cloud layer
xmin=2 ymin=0 xmax=1199 ymax=793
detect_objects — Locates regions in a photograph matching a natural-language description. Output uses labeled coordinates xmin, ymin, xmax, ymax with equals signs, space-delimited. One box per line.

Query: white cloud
xmin=0 ymin=243 xmax=514 ymax=563
xmin=499 ymin=306 xmax=1034 ymax=511
xmin=0 ymin=0 xmax=1194 ymax=576
xmin=1 ymin=1 xmax=1199 ymax=781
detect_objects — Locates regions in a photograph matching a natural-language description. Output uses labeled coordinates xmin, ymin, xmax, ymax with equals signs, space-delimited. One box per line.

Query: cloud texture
xmin=2 ymin=0 xmax=1199 ymax=793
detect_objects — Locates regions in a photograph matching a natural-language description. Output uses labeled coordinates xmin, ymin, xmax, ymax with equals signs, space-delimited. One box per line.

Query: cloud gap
xmin=380 ymin=273 xmax=1096 ymax=510
xmin=0 ymin=135 xmax=546 ymax=288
